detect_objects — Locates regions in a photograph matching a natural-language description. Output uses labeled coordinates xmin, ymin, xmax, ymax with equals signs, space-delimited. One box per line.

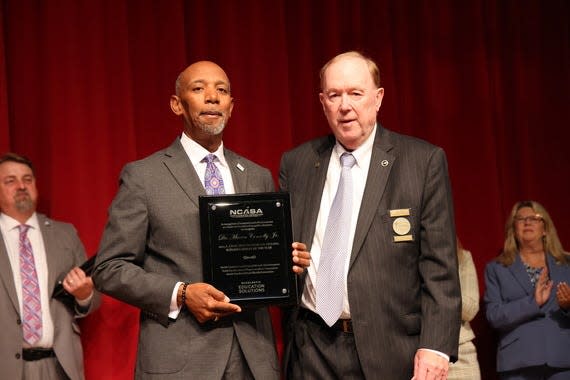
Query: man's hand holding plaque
xmin=291 ymin=242 xmax=311 ymax=274
xmin=181 ymin=241 xmax=311 ymax=323
xmin=183 ymin=283 xmax=241 ymax=323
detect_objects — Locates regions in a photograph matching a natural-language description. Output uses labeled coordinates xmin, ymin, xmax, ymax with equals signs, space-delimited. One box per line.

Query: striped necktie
xmin=18 ymin=224 xmax=43 ymax=344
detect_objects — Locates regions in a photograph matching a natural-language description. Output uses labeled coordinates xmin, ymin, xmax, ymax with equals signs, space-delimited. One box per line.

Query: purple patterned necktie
xmin=203 ymin=154 xmax=226 ymax=195
xmin=18 ymin=224 xmax=43 ymax=344
xmin=316 ymin=152 xmax=356 ymax=326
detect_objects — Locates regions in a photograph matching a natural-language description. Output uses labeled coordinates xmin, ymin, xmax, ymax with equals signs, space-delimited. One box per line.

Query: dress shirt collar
xmin=180 ymin=132 xmax=229 ymax=169
xmin=332 ymin=124 xmax=377 ymax=168
xmin=0 ymin=212 xmax=40 ymax=232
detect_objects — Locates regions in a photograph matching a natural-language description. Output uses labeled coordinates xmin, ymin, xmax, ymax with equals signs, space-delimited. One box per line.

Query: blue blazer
xmin=484 ymin=253 xmax=570 ymax=372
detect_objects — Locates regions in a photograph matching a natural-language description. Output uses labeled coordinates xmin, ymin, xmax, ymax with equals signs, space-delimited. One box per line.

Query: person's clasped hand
xmin=62 ymin=267 xmax=94 ymax=301
xmin=534 ymin=267 xmax=553 ymax=307
xmin=557 ymin=281 xmax=570 ymax=310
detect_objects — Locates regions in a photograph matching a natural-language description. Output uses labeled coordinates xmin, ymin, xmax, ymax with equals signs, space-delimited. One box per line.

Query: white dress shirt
xmin=301 ymin=126 xmax=376 ymax=318
xmin=0 ymin=212 xmax=55 ymax=348
xmin=169 ymin=132 xmax=236 ymax=318
xmin=179 ymin=132 xmax=236 ymax=194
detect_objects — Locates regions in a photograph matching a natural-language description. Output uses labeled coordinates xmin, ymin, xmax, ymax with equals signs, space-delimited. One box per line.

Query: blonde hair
xmin=319 ymin=51 xmax=381 ymax=90
xmin=496 ymin=200 xmax=568 ymax=266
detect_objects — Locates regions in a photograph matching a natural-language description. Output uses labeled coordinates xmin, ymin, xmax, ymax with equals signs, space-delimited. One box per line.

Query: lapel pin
xmin=236 ymin=163 xmax=245 ymax=172
xmin=381 ymin=160 xmax=389 ymax=167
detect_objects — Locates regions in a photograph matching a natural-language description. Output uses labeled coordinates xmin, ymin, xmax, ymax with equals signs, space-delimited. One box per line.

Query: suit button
xmin=17 ymin=319 xmax=22 ymax=325
xmin=15 ymin=353 xmax=21 ymax=359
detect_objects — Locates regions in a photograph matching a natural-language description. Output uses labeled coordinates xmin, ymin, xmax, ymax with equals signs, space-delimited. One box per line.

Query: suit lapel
xmin=37 ymin=214 xmax=60 ymax=292
xmin=546 ymin=254 xmax=563 ymax=283
xmin=302 ymin=137 xmax=334 ymax=248
xmin=509 ymin=255 xmax=534 ymax=295
xmin=162 ymin=139 xmax=205 ymax=208
xmin=225 ymin=149 xmax=249 ymax=193
xmin=0 ymin=232 xmax=19 ymax=313
xmin=350 ymin=128 xmax=395 ymax=267
xmin=294 ymin=137 xmax=333 ymax=289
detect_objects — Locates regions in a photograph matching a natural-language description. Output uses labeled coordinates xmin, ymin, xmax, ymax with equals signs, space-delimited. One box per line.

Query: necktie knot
xmin=203 ymin=153 xmax=218 ymax=164
xmin=340 ymin=152 xmax=356 ymax=168
xmin=18 ymin=224 xmax=30 ymax=237
xmin=203 ymin=154 xmax=225 ymax=195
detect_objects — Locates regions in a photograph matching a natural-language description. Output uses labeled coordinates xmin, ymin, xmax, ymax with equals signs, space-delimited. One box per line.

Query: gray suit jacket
xmin=0 ymin=213 xmax=99 ymax=380
xmin=93 ymin=138 xmax=279 ymax=379
xmin=279 ymin=126 xmax=461 ymax=379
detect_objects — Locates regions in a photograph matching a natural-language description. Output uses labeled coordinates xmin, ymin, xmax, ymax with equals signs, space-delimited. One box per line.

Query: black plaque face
xmin=199 ymin=192 xmax=297 ymax=307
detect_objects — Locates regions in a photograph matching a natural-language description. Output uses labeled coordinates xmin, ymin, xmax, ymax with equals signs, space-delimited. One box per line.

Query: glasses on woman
xmin=514 ymin=215 xmax=543 ymax=225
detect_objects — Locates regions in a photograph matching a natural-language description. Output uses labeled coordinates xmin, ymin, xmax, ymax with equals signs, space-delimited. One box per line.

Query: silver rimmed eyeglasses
xmin=514 ymin=215 xmax=543 ymax=224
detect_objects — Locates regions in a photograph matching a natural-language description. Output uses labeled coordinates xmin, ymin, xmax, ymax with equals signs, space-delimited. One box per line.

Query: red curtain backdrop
xmin=1 ymin=1 xmax=569 ymax=379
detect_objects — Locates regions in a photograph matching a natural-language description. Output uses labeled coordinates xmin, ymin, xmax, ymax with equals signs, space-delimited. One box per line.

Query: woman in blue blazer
xmin=485 ymin=200 xmax=570 ymax=379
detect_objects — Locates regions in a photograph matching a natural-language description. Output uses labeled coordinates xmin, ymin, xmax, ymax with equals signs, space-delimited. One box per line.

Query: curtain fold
xmin=1 ymin=1 xmax=568 ymax=378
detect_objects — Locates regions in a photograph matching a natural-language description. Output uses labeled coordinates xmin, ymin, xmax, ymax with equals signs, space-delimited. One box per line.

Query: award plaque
xmin=199 ymin=192 xmax=297 ymax=307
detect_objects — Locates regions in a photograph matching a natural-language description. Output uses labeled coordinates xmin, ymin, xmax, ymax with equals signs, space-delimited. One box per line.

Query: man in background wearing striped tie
xmin=0 ymin=152 xmax=99 ymax=380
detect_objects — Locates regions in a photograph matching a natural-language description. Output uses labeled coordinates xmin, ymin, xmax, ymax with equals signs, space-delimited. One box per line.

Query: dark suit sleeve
xmin=417 ymin=148 xmax=461 ymax=360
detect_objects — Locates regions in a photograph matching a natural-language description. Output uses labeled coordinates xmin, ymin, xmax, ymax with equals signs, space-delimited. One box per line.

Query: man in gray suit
xmin=93 ymin=61 xmax=310 ymax=379
xmin=280 ymin=51 xmax=461 ymax=379
xmin=0 ymin=152 xmax=99 ymax=380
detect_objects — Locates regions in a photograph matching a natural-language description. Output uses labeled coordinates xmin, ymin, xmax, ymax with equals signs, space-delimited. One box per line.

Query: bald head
xmin=170 ymin=60 xmax=235 ymax=151
xmin=320 ymin=51 xmax=381 ymax=90
xmin=175 ymin=61 xmax=232 ymax=96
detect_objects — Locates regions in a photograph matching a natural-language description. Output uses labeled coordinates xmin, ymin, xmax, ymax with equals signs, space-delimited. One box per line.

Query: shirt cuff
xmin=418 ymin=348 xmax=450 ymax=362
xmin=168 ymin=282 xmax=184 ymax=319
xmin=76 ymin=291 xmax=94 ymax=308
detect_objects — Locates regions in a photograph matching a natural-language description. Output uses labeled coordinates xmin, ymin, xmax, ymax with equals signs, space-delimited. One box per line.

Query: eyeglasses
xmin=514 ymin=215 xmax=543 ymax=225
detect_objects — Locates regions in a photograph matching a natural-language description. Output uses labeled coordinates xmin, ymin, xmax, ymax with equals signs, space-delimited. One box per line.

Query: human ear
xmin=170 ymin=95 xmax=183 ymax=115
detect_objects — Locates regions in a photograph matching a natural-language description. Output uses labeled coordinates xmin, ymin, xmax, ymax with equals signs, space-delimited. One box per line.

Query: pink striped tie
xmin=18 ymin=224 xmax=43 ymax=344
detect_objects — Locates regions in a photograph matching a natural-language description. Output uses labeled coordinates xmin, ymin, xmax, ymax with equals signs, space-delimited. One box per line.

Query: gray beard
xmin=15 ymin=198 xmax=34 ymax=213
xmin=197 ymin=120 xmax=226 ymax=136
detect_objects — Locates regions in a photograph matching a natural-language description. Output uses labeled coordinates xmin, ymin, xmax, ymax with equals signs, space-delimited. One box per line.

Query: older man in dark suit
xmin=93 ymin=61 xmax=310 ymax=379
xmin=0 ymin=152 xmax=99 ymax=380
xmin=280 ymin=51 xmax=461 ymax=380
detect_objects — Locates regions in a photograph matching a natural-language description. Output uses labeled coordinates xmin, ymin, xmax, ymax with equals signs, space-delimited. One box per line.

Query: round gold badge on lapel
xmin=392 ymin=217 xmax=411 ymax=235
